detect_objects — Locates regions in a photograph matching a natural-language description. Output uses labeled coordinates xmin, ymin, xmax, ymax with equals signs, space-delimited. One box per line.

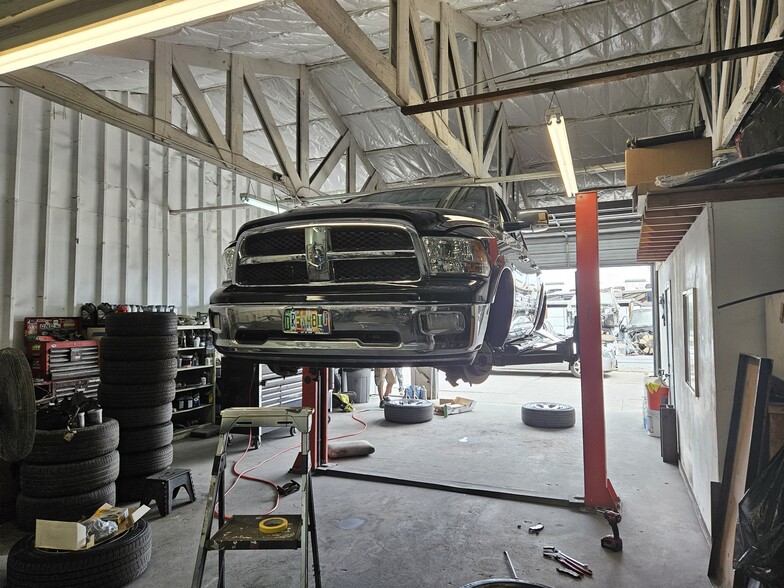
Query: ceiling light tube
xmin=239 ymin=193 xmax=282 ymax=213
xmin=545 ymin=108 xmax=578 ymax=198
xmin=0 ymin=0 xmax=271 ymax=75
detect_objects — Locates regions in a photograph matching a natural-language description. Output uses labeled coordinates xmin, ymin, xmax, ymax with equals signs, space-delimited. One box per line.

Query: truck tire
xmin=98 ymin=381 xmax=176 ymax=408
xmin=521 ymin=402 xmax=576 ymax=429
xmin=20 ymin=451 xmax=120 ymax=498
xmin=100 ymin=336 xmax=178 ymax=361
xmin=7 ymin=519 xmax=151 ymax=588
xmin=104 ymin=404 xmax=172 ymax=428
xmin=24 ymin=420 xmax=119 ymax=464
xmin=105 ymin=312 xmax=177 ymax=337
xmin=118 ymin=422 xmax=174 ymax=453
xmin=15 ymin=483 xmax=116 ymax=532
xmin=100 ymin=358 xmax=178 ymax=385
xmin=115 ymin=474 xmax=151 ymax=503
xmin=569 ymin=358 xmax=581 ymax=378
xmin=383 ymin=399 xmax=434 ymax=424
xmin=118 ymin=444 xmax=173 ymax=478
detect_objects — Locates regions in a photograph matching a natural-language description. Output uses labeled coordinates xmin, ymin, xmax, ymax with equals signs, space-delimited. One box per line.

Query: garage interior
xmin=1 ymin=1 xmax=784 ymax=587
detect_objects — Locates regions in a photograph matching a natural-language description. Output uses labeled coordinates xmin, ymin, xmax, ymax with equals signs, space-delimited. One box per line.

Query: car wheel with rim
xmin=521 ymin=402 xmax=576 ymax=429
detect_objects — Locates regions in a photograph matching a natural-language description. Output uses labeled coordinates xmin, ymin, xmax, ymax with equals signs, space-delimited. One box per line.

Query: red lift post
xmin=296 ymin=368 xmax=330 ymax=472
xmin=575 ymin=191 xmax=620 ymax=509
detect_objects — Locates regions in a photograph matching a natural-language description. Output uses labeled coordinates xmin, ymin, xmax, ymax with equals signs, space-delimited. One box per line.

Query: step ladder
xmin=192 ymin=407 xmax=322 ymax=588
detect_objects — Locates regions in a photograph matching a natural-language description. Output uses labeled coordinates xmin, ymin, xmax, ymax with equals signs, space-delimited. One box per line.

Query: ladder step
xmin=207 ymin=515 xmax=303 ymax=551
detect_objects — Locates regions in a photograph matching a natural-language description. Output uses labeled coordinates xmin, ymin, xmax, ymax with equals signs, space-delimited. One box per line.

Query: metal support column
xmin=575 ymin=191 xmax=620 ymax=509
xmin=298 ymin=368 xmax=329 ymax=470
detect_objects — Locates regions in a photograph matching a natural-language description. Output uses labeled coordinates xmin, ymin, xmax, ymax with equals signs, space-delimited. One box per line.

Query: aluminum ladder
xmin=192 ymin=407 xmax=321 ymax=588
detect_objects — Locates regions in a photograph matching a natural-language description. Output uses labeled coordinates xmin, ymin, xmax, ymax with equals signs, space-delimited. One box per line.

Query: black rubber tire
xmin=569 ymin=358 xmax=581 ymax=378
xmin=383 ymin=399 xmax=434 ymax=424
xmin=24 ymin=420 xmax=119 ymax=464
xmin=115 ymin=474 xmax=149 ymax=503
xmin=119 ymin=444 xmax=173 ymax=478
xmin=105 ymin=312 xmax=177 ymax=337
xmin=98 ymin=381 xmax=176 ymax=408
xmin=100 ymin=358 xmax=178 ymax=385
xmin=20 ymin=451 xmax=120 ymax=498
xmin=104 ymin=404 xmax=173 ymax=428
xmin=100 ymin=336 xmax=178 ymax=361
xmin=15 ymin=482 xmax=116 ymax=532
xmin=118 ymin=422 xmax=174 ymax=453
xmin=7 ymin=519 xmax=151 ymax=588
xmin=521 ymin=402 xmax=576 ymax=429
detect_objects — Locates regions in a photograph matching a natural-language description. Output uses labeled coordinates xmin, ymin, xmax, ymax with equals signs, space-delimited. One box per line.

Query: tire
xmin=104 ymin=404 xmax=173 ymax=428
xmin=100 ymin=336 xmax=178 ymax=361
xmin=24 ymin=420 xmax=119 ymax=464
xmin=100 ymin=358 xmax=178 ymax=385
xmin=7 ymin=519 xmax=151 ymax=588
xmin=383 ymin=399 xmax=434 ymax=424
xmin=115 ymin=474 xmax=151 ymax=503
xmin=569 ymin=358 xmax=581 ymax=378
xmin=98 ymin=381 xmax=176 ymax=408
xmin=15 ymin=483 xmax=116 ymax=532
xmin=20 ymin=451 xmax=120 ymax=498
xmin=521 ymin=402 xmax=576 ymax=429
xmin=119 ymin=444 xmax=173 ymax=478
xmin=105 ymin=312 xmax=177 ymax=337
xmin=118 ymin=422 xmax=174 ymax=453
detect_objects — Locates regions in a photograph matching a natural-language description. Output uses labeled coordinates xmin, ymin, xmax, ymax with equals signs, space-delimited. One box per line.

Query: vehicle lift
xmin=192 ymin=406 xmax=322 ymax=588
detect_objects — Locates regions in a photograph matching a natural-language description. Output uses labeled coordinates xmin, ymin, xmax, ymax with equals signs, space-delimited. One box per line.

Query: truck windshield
xmin=350 ymin=186 xmax=490 ymax=218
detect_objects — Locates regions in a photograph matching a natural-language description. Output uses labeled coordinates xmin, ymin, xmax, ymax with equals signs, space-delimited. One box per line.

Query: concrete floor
xmin=0 ymin=365 xmax=711 ymax=588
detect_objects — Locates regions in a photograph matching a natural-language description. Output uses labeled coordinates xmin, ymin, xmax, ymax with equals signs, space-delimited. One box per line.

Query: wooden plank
xmin=409 ymin=0 xmax=436 ymax=100
xmin=227 ymin=53 xmax=244 ymax=155
xmin=152 ymin=41 xmax=172 ymax=132
xmin=394 ymin=0 xmax=410 ymax=100
xmin=481 ymin=107 xmax=504 ymax=175
xmin=297 ymin=65 xmax=310 ymax=186
xmin=1 ymin=66 xmax=284 ymax=187
xmin=708 ymin=355 xmax=773 ymax=586
xmin=244 ymin=70 xmax=303 ymax=188
xmin=447 ymin=21 xmax=479 ymax=172
xmin=715 ymin=0 xmax=739 ymax=143
xmin=310 ymin=131 xmax=351 ymax=190
xmin=645 ymin=179 xmax=783 ymax=209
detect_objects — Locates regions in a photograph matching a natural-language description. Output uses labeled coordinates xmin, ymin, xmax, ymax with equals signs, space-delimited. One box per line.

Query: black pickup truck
xmin=209 ymin=185 xmax=548 ymax=385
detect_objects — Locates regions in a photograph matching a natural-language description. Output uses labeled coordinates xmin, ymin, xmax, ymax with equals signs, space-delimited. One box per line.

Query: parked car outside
xmin=209 ymin=186 xmax=549 ymax=385
xmin=621 ymin=306 xmax=654 ymax=355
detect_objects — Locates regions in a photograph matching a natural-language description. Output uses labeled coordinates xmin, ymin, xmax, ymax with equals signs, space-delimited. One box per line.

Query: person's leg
xmin=384 ymin=369 xmax=395 ymax=400
xmin=375 ymin=370 xmax=386 ymax=407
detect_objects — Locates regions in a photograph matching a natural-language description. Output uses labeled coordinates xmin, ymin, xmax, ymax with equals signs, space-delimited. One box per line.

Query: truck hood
xmin=235 ymin=203 xmax=493 ymax=236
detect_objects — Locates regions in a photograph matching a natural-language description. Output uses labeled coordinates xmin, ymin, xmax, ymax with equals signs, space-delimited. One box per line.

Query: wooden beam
xmin=481 ymin=107 xmax=505 ymax=175
xmin=393 ymin=0 xmax=410 ymax=100
xmin=0 ymin=66 xmax=286 ymax=188
xmin=645 ymin=179 xmax=783 ymax=209
xmin=446 ymin=16 xmax=479 ymax=171
xmin=643 ymin=206 xmax=704 ymax=218
xmin=298 ymin=64 xmax=310 ymax=186
xmin=409 ymin=0 xmax=437 ymax=100
xmin=295 ymin=0 xmax=475 ymax=177
xmin=172 ymin=48 xmax=232 ymax=161
xmin=402 ymin=38 xmax=784 ymax=115
xmin=227 ymin=53 xmax=244 ymax=155
xmin=310 ymin=131 xmax=351 ymax=190
xmin=244 ymin=69 xmax=303 ymax=188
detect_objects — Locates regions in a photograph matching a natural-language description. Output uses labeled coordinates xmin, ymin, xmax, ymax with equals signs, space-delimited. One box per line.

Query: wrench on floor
xmin=543 ymin=547 xmax=592 ymax=576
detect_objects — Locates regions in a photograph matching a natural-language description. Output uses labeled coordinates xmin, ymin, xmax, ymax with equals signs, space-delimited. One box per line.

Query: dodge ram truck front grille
xmin=236 ymin=223 xmax=421 ymax=286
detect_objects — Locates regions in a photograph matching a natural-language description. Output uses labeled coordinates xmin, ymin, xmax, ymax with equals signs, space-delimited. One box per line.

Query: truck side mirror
xmin=505 ymin=209 xmax=549 ymax=233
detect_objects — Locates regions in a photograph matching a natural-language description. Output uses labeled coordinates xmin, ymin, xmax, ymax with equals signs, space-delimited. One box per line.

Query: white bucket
xmin=645 ymin=407 xmax=660 ymax=437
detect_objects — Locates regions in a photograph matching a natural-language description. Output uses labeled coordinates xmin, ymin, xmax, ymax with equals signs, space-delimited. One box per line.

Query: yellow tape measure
xmin=258 ymin=517 xmax=288 ymax=534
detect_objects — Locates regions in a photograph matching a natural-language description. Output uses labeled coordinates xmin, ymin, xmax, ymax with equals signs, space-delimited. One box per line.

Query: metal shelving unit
xmin=173 ymin=324 xmax=217 ymax=440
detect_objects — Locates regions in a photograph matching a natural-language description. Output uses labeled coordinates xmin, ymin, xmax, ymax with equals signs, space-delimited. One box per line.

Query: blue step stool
xmin=142 ymin=468 xmax=196 ymax=516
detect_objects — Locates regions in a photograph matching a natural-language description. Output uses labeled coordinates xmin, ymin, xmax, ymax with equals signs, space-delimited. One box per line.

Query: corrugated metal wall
xmin=0 ymin=87 xmax=270 ymax=348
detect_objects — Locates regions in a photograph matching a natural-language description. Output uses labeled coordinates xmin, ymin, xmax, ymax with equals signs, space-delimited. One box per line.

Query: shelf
xmin=175 ymin=384 xmax=212 ymax=393
xmin=177 ymin=325 xmax=210 ymax=331
xmin=173 ymin=403 xmax=213 ymax=415
xmin=172 ymin=423 xmax=215 ymax=442
xmin=177 ymin=365 xmax=213 ymax=372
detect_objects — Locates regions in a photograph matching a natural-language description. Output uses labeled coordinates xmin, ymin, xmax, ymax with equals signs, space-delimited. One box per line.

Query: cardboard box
xmin=433 ymin=396 xmax=477 ymax=416
xmin=35 ymin=503 xmax=149 ymax=551
xmin=625 ymin=138 xmax=712 ymax=195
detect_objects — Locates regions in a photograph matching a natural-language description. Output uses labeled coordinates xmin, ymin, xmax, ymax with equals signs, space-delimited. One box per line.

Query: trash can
xmin=344 ymin=368 xmax=372 ymax=404
xmin=644 ymin=375 xmax=669 ymax=410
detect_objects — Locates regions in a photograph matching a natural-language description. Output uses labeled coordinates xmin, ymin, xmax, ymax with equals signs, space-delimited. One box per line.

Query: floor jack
xmin=192 ymin=407 xmax=322 ymax=588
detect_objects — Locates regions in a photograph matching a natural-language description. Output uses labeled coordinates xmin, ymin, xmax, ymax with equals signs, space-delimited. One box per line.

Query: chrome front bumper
xmin=209 ymin=302 xmax=489 ymax=366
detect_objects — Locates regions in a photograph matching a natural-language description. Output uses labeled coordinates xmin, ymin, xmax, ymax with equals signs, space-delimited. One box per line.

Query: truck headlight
xmin=221 ymin=244 xmax=237 ymax=284
xmin=422 ymin=237 xmax=490 ymax=277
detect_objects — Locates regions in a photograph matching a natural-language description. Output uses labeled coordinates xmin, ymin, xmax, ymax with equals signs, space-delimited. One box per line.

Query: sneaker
xmin=379 ymin=398 xmax=386 ymax=408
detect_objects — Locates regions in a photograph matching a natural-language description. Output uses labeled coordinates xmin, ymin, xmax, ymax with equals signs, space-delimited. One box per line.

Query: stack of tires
xmin=15 ymin=420 xmax=120 ymax=531
xmin=99 ymin=313 xmax=178 ymax=502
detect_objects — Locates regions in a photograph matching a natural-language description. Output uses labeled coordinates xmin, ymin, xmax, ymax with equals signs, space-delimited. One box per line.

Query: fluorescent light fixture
xmin=0 ymin=0 xmax=269 ymax=75
xmin=240 ymin=193 xmax=282 ymax=214
xmin=545 ymin=108 xmax=579 ymax=198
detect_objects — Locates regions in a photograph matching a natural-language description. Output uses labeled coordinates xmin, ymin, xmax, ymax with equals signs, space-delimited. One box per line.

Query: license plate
xmin=283 ymin=307 xmax=332 ymax=334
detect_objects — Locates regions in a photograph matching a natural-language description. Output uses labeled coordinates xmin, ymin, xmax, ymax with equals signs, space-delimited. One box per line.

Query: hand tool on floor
xmin=599 ymin=509 xmax=623 ymax=552
xmin=504 ymin=550 xmax=518 ymax=579
xmin=528 ymin=523 xmax=544 ymax=535
xmin=543 ymin=547 xmax=592 ymax=576
xmin=557 ymin=567 xmax=583 ymax=579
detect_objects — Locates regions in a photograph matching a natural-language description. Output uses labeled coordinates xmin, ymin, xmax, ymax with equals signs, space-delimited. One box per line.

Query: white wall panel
xmin=0 ymin=88 xmax=267 ymax=348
